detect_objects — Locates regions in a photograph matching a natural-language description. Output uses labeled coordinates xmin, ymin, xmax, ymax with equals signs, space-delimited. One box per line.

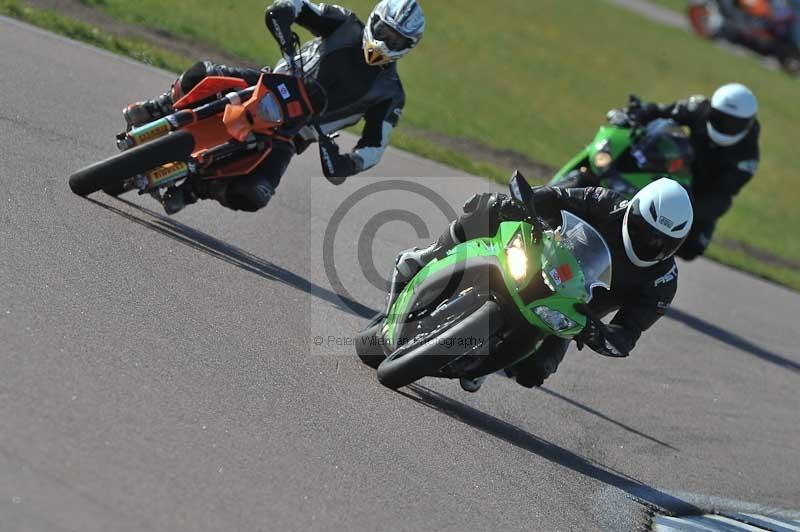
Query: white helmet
xmin=707 ymin=83 xmax=758 ymax=147
xmin=363 ymin=0 xmax=426 ymax=66
xmin=622 ymin=178 xmax=694 ymax=267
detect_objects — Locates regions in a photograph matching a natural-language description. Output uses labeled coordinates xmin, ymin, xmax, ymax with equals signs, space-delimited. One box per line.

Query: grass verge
xmin=2 ymin=0 xmax=798 ymax=291
xmin=0 ymin=0 xmax=192 ymax=71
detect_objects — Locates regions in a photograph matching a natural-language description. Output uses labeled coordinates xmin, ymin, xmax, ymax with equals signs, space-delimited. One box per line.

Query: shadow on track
xmin=399 ymin=384 xmax=700 ymax=516
xmin=538 ymin=388 xmax=679 ymax=451
xmin=667 ymin=308 xmax=800 ymax=374
xmin=85 ymin=196 xmax=378 ymax=319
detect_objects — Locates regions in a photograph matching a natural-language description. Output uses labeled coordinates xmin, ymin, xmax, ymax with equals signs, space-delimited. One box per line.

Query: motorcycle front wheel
xmin=68 ymin=130 xmax=195 ymax=197
xmin=376 ymin=301 xmax=504 ymax=390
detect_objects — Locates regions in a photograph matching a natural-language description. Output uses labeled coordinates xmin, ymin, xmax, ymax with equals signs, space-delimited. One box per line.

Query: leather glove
xmin=607 ymin=108 xmax=631 ymax=127
xmin=675 ymin=229 xmax=712 ymax=260
xmin=577 ymin=320 xmax=630 ymax=358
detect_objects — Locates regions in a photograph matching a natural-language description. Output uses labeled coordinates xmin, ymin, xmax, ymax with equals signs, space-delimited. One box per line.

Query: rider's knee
xmin=226 ymin=179 xmax=275 ymax=212
xmin=174 ymin=61 xmax=214 ymax=99
xmin=512 ymin=337 xmax=569 ymax=388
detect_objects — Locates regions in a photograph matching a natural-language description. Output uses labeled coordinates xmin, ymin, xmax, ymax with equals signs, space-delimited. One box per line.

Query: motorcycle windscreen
xmin=548 ymin=211 xmax=613 ymax=302
xmin=630 ymin=119 xmax=693 ymax=175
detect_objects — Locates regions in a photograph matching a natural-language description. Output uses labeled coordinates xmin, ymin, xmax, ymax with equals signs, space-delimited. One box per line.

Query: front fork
xmin=114 ymin=86 xmax=259 ymax=195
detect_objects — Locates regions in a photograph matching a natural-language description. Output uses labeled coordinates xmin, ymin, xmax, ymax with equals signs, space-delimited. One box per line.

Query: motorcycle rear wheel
xmin=68 ymin=130 xmax=195 ymax=197
xmin=376 ymin=301 xmax=504 ymax=390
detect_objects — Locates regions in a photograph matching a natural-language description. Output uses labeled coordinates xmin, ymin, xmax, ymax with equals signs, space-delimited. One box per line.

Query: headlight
xmin=258 ymin=92 xmax=284 ymax=123
xmin=505 ymin=233 xmax=528 ymax=281
xmin=534 ymin=306 xmax=577 ymax=332
xmin=593 ymin=150 xmax=613 ymax=170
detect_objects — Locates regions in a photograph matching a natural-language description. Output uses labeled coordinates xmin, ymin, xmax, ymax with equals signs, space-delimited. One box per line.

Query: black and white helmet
xmin=707 ymin=83 xmax=758 ymax=147
xmin=363 ymin=0 xmax=425 ymax=66
xmin=623 ymin=178 xmax=694 ymax=267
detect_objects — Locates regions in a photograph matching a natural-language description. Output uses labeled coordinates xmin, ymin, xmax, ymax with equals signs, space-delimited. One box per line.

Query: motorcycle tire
xmin=68 ymin=130 xmax=195 ymax=197
xmin=355 ymin=313 xmax=387 ymax=369
xmin=377 ymin=301 xmax=504 ymax=390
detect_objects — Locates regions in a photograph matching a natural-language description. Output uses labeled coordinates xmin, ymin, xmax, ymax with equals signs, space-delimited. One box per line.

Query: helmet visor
xmin=708 ymin=108 xmax=755 ymax=137
xmin=627 ymin=199 xmax=686 ymax=262
xmin=371 ymin=16 xmax=415 ymax=51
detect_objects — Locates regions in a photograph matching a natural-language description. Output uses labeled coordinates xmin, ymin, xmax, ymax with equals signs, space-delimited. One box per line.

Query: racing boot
xmin=385 ymin=222 xmax=462 ymax=313
xmin=162 ymin=181 xmax=199 ymax=215
xmin=459 ymin=375 xmax=488 ymax=393
xmin=123 ymin=91 xmax=174 ymax=130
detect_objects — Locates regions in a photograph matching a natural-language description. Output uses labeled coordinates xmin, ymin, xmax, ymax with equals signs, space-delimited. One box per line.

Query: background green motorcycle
xmin=356 ymin=173 xmax=614 ymax=390
xmin=549 ymin=97 xmax=694 ymax=197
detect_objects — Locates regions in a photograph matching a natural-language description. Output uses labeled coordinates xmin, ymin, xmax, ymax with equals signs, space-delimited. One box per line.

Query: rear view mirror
xmin=509 ymin=170 xmax=533 ymax=205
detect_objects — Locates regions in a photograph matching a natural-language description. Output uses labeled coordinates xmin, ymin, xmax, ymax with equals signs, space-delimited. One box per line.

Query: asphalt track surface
xmin=1 ymin=16 xmax=799 ymax=532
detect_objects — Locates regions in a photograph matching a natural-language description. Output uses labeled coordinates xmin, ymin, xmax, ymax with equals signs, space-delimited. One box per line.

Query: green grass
xmin=3 ymin=0 xmax=799 ymax=289
xmin=0 ymin=0 xmax=192 ymax=71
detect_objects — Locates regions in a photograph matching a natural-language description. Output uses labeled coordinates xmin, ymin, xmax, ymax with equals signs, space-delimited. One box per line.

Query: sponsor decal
xmin=133 ymin=121 xmax=170 ymax=144
xmin=658 ymin=216 xmax=674 ymax=229
xmin=147 ymin=162 xmax=188 ymax=186
xmin=603 ymin=338 xmax=623 ymax=357
xmin=287 ymin=101 xmax=303 ymax=118
xmin=656 ymin=300 xmax=670 ymax=315
xmin=737 ymin=159 xmax=759 ymax=175
xmin=610 ymin=200 xmax=629 ymax=215
xmin=549 ymin=264 xmax=573 ymax=286
xmin=654 ymin=264 xmax=678 ymax=287
xmin=277 ymin=83 xmax=291 ymax=100
xmin=320 ymin=145 xmax=335 ymax=175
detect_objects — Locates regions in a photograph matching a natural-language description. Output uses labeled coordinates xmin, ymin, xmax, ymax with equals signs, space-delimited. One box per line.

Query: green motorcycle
xmin=549 ymin=97 xmax=694 ymax=197
xmin=356 ymin=172 xmax=613 ymax=390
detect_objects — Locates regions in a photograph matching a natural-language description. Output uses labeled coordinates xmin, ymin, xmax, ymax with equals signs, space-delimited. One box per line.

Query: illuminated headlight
xmin=534 ymin=306 xmax=577 ymax=332
xmin=505 ymin=233 xmax=528 ymax=281
xmin=593 ymin=150 xmax=613 ymax=171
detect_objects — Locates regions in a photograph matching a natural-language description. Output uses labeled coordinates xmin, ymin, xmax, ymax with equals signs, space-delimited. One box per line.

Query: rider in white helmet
xmin=379 ymin=177 xmax=694 ymax=392
xmin=122 ymin=0 xmax=425 ymax=214
xmin=607 ymin=83 xmax=759 ymax=260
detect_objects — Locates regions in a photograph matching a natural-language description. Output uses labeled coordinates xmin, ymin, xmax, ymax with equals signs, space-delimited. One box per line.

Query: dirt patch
xmin=400 ymin=126 xmax=556 ymax=181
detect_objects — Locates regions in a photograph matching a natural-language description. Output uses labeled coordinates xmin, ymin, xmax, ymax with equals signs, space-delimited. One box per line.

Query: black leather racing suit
xmin=634 ymin=95 xmax=761 ymax=259
xmin=166 ymin=0 xmax=405 ymax=210
xmin=434 ymin=187 xmax=678 ymax=386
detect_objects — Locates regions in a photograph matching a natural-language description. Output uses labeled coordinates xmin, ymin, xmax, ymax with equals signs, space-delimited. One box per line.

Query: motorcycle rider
xmin=123 ymin=0 xmax=425 ymax=214
xmin=386 ymin=178 xmax=694 ymax=392
xmin=606 ymin=83 xmax=759 ymax=260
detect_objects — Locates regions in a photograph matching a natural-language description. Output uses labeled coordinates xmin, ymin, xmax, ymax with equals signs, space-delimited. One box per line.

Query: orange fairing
xmin=222 ymin=104 xmax=252 ymax=142
xmin=222 ymin=74 xmax=284 ymax=142
xmin=739 ymin=0 xmax=772 ymax=18
xmin=173 ymin=76 xmax=249 ymax=109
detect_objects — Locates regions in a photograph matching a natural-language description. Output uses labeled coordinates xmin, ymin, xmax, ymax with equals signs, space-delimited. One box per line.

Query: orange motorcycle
xmin=688 ymin=0 xmax=800 ymax=74
xmin=69 ymin=34 xmax=322 ymax=204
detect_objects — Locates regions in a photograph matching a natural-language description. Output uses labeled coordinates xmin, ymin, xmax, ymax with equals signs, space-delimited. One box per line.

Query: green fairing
xmin=550 ymin=124 xmax=693 ymax=196
xmin=385 ymin=220 xmax=589 ymax=347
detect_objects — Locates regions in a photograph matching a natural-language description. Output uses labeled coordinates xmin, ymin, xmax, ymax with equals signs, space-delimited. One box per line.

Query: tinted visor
xmin=371 ymin=16 xmax=415 ymax=51
xmin=627 ymin=199 xmax=685 ymax=262
xmin=709 ymin=108 xmax=755 ymax=136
